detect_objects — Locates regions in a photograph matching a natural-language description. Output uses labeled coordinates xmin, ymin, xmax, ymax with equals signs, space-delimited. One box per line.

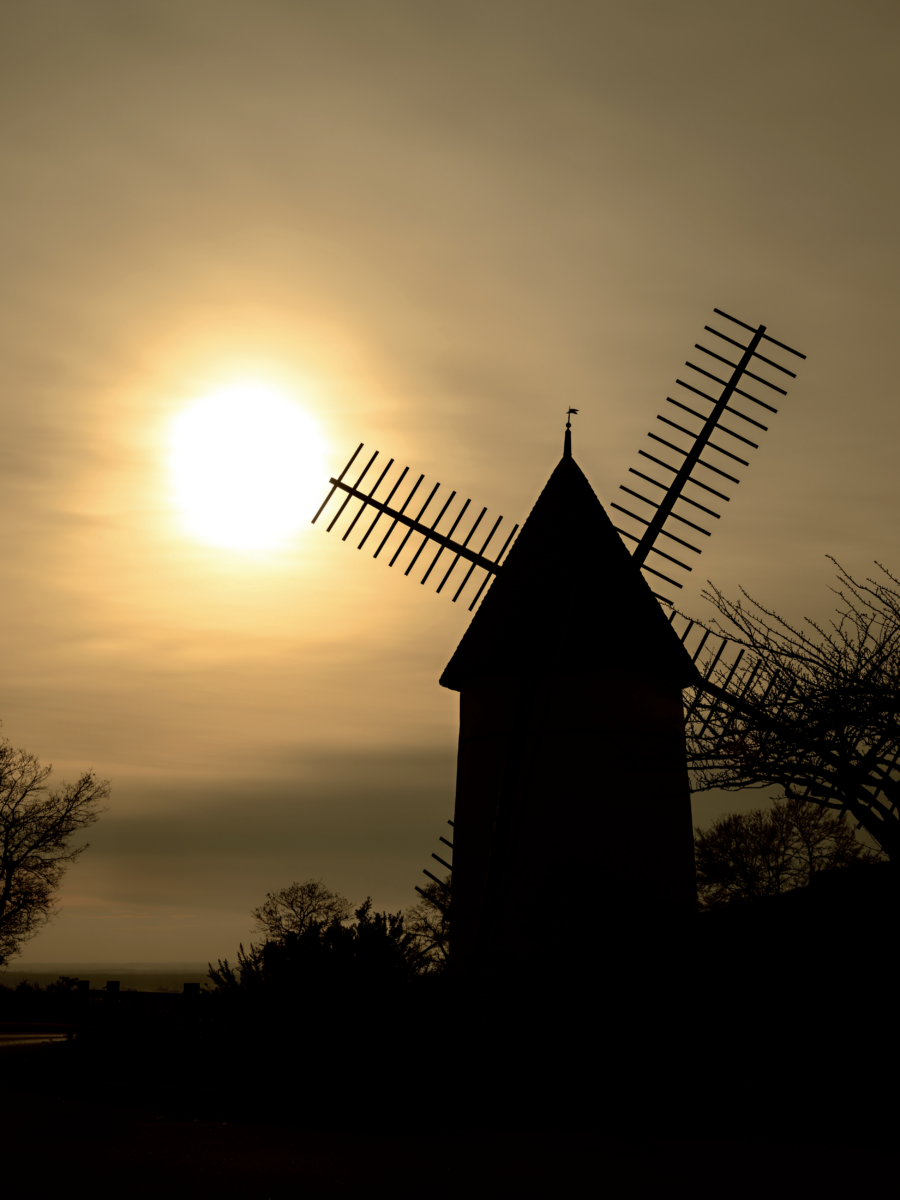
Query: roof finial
xmin=564 ymin=408 xmax=579 ymax=458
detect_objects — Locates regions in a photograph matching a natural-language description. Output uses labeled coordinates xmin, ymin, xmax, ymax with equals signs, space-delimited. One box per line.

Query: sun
xmin=169 ymin=383 xmax=328 ymax=551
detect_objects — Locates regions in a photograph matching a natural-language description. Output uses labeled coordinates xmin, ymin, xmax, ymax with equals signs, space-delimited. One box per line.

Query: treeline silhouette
xmin=4 ymin=840 xmax=895 ymax=1131
xmin=210 ymin=899 xmax=426 ymax=994
xmin=0 ymin=973 xmax=84 ymax=1022
xmin=695 ymin=796 xmax=885 ymax=909
xmin=207 ymin=877 xmax=449 ymax=998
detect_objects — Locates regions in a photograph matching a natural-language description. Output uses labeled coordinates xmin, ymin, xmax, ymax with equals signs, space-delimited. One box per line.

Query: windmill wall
xmin=450 ymin=671 xmax=695 ymax=977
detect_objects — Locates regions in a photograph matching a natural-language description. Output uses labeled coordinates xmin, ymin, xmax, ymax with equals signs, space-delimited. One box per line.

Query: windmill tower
xmin=312 ymin=307 xmax=806 ymax=976
xmin=438 ymin=421 xmax=697 ymax=977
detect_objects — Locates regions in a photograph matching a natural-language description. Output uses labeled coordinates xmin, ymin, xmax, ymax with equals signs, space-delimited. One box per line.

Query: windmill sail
xmin=612 ymin=308 xmax=807 ymax=604
xmin=416 ymin=820 xmax=453 ymax=911
xmin=312 ymin=444 xmax=518 ymax=610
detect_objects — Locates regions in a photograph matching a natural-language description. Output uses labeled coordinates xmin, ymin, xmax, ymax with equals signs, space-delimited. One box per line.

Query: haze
xmin=2 ymin=1 xmax=897 ymax=962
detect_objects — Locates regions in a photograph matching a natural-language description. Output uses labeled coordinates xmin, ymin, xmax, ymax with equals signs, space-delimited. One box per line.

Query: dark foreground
xmin=1 ymin=1055 xmax=584 ymax=1198
xmin=3 ymin=869 xmax=897 ymax=1195
xmin=3 ymin=987 xmax=598 ymax=1197
xmin=1 ymin=963 xmax=894 ymax=1198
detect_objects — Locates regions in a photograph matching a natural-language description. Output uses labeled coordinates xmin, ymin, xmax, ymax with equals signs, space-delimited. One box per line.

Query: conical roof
xmin=440 ymin=446 xmax=697 ymax=691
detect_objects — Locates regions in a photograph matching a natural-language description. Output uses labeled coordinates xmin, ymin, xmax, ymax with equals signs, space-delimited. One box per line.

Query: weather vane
xmin=566 ymin=407 xmax=579 ymax=428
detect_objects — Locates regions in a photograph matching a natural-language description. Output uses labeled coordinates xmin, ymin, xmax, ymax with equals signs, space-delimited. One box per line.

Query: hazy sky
xmin=3 ymin=1 xmax=898 ymax=962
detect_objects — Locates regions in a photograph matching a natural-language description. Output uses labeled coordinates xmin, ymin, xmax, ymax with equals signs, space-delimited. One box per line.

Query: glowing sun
xmin=169 ymin=383 xmax=327 ymax=550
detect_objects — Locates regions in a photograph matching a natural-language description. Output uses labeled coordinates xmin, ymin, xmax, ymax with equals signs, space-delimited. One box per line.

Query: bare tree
xmin=0 ymin=735 xmax=109 ymax=966
xmin=251 ymin=878 xmax=352 ymax=942
xmin=687 ymin=561 xmax=900 ymax=859
xmin=695 ymin=795 xmax=884 ymax=910
xmin=404 ymin=875 xmax=450 ymax=972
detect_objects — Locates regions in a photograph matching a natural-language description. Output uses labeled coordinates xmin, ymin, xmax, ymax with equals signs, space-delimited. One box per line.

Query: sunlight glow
xmin=169 ymin=383 xmax=328 ymax=550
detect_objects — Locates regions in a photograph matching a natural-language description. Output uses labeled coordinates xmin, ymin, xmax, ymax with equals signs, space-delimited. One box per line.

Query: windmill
xmin=311 ymin=307 xmax=807 ymax=975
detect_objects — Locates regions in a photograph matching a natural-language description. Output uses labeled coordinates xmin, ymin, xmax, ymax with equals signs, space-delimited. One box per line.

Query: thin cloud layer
xmin=1 ymin=1 xmax=897 ymax=959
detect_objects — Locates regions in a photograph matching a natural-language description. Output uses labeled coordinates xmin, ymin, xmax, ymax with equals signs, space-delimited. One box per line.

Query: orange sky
xmin=2 ymin=1 xmax=898 ymax=962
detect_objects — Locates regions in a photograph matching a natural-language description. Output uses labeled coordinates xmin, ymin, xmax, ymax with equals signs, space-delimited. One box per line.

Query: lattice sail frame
xmin=311 ymin=445 xmax=518 ymax=611
xmin=674 ymin=611 xmax=899 ymax=853
xmin=612 ymin=307 xmax=807 ymax=605
xmin=417 ymin=820 xmax=453 ymax=913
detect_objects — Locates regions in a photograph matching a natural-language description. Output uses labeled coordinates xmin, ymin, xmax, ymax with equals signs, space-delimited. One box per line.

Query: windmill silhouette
xmin=311 ymin=307 xmax=807 ymax=975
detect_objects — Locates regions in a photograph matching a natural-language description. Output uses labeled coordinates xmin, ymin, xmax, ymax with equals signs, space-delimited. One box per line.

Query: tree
xmin=347 ymin=897 xmax=420 ymax=982
xmin=250 ymin=878 xmax=352 ymax=941
xmin=404 ymin=875 xmax=450 ymax=972
xmin=0 ymin=734 xmax=109 ymax=965
xmin=210 ymin=888 xmax=421 ymax=993
xmin=687 ymin=561 xmax=900 ymax=859
xmin=694 ymin=795 xmax=884 ymax=911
